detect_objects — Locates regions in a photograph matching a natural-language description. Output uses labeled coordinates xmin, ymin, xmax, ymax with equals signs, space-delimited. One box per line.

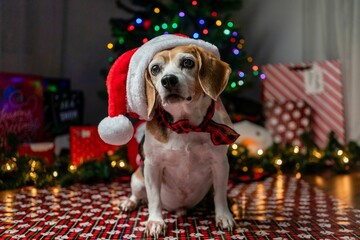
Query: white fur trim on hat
xmin=98 ymin=115 xmax=134 ymax=145
xmin=126 ymin=34 xmax=220 ymax=120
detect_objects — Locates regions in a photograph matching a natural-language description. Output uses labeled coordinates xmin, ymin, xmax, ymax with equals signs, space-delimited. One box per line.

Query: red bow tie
xmin=155 ymin=101 xmax=240 ymax=145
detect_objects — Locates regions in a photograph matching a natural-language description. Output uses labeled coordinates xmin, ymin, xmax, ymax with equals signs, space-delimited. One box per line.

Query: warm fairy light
xmin=30 ymin=171 xmax=38 ymax=180
xmin=296 ymin=172 xmax=302 ymax=179
xmin=343 ymin=156 xmax=349 ymax=163
xmin=107 ymin=43 xmax=113 ymax=49
xmin=242 ymin=166 xmax=248 ymax=172
xmin=215 ymin=20 xmax=222 ymax=26
xmin=68 ymin=165 xmax=77 ymax=173
xmin=111 ymin=161 xmax=117 ymax=168
xmin=6 ymin=163 xmax=11 ymax=171
xmin=247 ymin=57 xmax=253 ymax=62
xmin=119 ymin=161 xmax=125 ymax=168
xmin=257 ymin=149 xmax=264 ymax=156
xmin=293 ymin=146 xmax=300 ymax=154
xmin=240 ymin=39 xmax=245 ymax=44
xmin=232 ymin=144 xmax=238 ymax=150
xmin=154 ymin=7 xmax=160 ymax=14
xmin=276 ymin=158 xmax=283 ymax=166
xmin=231 ymin=150 xmax=238 ymax=156
xmin=337 ymin=149 xmax=344 ymax=156
xmin=252 ymin=65 xmax=259 ymax=71
xmin=312 ymin=149 xmax=322 ymax=159
xmin=53 ymin=171 xmax=58 ymax=178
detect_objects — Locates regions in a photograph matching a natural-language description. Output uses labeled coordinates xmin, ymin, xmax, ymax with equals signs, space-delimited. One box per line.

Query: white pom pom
xmin=98 ymin=115 xmax=134 ymax=145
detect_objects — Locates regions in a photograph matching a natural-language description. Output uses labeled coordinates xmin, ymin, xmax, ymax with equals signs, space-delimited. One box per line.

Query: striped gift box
xmin=262 ymin=59 xmax=345 ymax=148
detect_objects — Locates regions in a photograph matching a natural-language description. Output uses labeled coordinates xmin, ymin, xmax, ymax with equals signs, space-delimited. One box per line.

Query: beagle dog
xmin=120 ymin=44 xmax=238 ymax=237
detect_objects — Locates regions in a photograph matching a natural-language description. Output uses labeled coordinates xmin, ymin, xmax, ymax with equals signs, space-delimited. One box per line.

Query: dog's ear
xmin=196 ymin=46 xmax=231 ymax=100
xmin=145 ymin=69 xmax=156 ymax=118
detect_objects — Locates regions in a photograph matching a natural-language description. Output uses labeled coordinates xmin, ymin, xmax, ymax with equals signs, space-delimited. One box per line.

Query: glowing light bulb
xmin=260 ymin=74 xmax=266 ymax=80
xmin=257 ymin=149 xmax=264 ymax=156
xmin=337 ymin=149 xmax=343 ymax=156
xmin=193 ymin=32 xmax=199 ymax=38
xmin=203 ymin=29 xmax=209 ymax=34
xmin=107 ymin=43 xmax=113 ymax=49
xmin=216 ymin=20 xmax=222 ymax=26
xmin=154 ymin=7 xmax=160 ymax=14
xmin=293 ymin=146 xmax=300 ymax=154
xmin=231 ymin=144 xmax=238 ymax=150
xmin=227 ymin=21 xmax=234 ymax=27
xmin=276 ymin=158 xmax=283 ymax=165
xmin=199 ymin=19 xmax=205 ymax=25
xmin=135 ymin=18 xmax=143 ymax=24
xmin=179 ymin=12 xmax=185 ymax=17
xmin=53 ymin=171 xmax=58 ymax=178
xmin=192 ymin=1 xmax=197 ymax=6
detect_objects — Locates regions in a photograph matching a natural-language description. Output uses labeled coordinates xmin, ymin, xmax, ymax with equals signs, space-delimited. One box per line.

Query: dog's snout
xmin=161 ymin=75 xmax=178 ymax=90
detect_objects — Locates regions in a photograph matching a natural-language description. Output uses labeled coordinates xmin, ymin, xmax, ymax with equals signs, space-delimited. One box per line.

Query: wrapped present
xmin=264 ymin=100 xmax=312 ymax=146
xmin=0 ymin=73 xmax=44 ymax=143
xmin=262 ymin=59 xmax=345 ymax=147
xmin=70 ymin=126 xmax=119 ymax=166
xmin=18 ymin=142 xmax=55 ymax=166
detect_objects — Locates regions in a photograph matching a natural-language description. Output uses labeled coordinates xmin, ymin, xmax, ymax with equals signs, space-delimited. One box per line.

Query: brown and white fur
xmin=120 ymin=45 xmax=236 ymax=237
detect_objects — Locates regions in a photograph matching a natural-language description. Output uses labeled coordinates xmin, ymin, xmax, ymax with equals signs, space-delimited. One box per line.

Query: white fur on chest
xmin=144 ymin=129 xmax=227 ymax=211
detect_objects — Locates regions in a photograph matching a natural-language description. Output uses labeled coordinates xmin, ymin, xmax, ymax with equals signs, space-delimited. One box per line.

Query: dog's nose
xmin=161 ymin=75 xmax=178 ymax=90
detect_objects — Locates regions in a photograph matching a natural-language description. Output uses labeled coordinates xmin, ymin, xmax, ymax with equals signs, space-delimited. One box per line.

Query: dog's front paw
xmin=146 ymin=219 xmax=166 ymax=238
xmin=119 ymin=198 xmax=137 ymax=212
xmin=215 ymin=211 xmax=235 ymax=231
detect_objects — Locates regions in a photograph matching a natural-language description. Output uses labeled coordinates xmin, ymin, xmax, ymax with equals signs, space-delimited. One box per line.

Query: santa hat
xmin=98 ymin=34 xmax=220 ymax=146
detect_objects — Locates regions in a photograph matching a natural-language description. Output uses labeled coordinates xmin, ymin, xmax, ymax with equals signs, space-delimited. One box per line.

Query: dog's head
xmin=144 ymin=45 xmax=231 ymax=118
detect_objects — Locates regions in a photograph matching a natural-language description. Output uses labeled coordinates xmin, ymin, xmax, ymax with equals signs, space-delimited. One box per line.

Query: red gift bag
xmin=70 ymin=126 xmax=119 ymax=166
xmin=262 ymin=59 xmax=345 ymax=147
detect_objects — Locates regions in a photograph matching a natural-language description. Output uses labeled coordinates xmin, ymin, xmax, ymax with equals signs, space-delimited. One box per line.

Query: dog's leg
xmin=143 ymin=161 xmax=166 ymax=237
xmin=120 ymin=167 xmax=146 ymax=211
xmin=211 ymin=156 xmax=235 ymax=230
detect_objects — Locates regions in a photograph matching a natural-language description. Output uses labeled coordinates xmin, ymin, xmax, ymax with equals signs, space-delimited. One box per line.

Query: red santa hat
xmin=98 ymin=34 xmax=220 ymax=146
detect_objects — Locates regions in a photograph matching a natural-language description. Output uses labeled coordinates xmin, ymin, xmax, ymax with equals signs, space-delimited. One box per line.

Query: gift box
xmin=0 ymin=73 xmax=44 ymax=143
xmin=18 ymin=142 xmax=55 ymax=166
xmin=70 ymin=126 xmax=119 ymax=166
xmin=262 ymin=59 xmax=345 ymax=147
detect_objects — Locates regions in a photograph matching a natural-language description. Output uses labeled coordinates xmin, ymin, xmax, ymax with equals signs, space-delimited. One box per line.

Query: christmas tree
xmin=102 ymin=0 xmax=265 ymax=118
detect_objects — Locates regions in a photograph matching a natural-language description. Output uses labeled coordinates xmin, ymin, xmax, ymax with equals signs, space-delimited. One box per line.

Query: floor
xmin=302 ymin=166 xmax=360 ymax=209
xmin=0 ymin=174 xmax=359 ymax=239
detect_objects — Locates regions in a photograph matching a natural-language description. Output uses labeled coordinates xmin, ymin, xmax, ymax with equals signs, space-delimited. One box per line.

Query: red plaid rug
xmin=0 ymin=175 xmax=359 ymax=239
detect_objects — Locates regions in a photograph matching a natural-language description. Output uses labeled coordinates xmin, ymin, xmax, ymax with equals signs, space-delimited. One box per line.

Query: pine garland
xmin=1 ymin=132 xmax=359 ymax=190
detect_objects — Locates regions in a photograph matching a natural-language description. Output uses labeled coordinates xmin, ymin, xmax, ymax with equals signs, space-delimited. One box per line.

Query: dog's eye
xmin=151 ymin=65 xmax=161 ymax=75
xmin=182 ymin=59 xmax=194 ymax=69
